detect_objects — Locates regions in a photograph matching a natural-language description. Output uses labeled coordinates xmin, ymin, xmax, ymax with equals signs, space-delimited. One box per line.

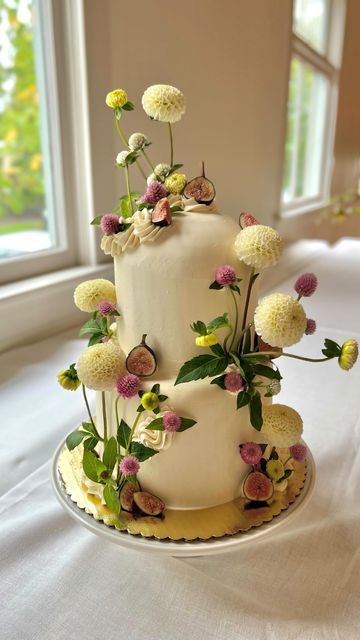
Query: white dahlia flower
xmin=261 ymin=404 xmax=303 ymax=447
xmin=142 ymin=85 xmax=186 ymax=123
xmin=77 ymin=342 xmax=126 ymax=391
xmin=254 ymin=293 xmax=306 ymax=348
xmin=74 ymin=279 xmax=116 ymax=313
xmin=234 ymin=225 xmax=283 ymax=269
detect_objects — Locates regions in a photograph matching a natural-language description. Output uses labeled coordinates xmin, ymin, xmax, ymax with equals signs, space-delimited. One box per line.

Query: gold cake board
xmin=54 ymin=440 xmax=309 ymax=543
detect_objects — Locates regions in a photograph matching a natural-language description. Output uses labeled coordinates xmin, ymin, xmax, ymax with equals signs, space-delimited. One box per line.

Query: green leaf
xmin=151 ymin=383 xmax=160 ymax=394
xmin=117 ymin=419 xmax=131 ymax=449
xmin=190 ymin=320 xmax=208 ymax=336
xmin=229 ymin=352 xmax=246 ymax=377
xmin=79 ymin=319 xmax=101 ymax=336
xmin=158 ymin=394 xmax=168 ymax=402
xmin=209 ymin=281 xmax=223 ymax=290
xmin=83 ymin=450 xmax=103 ymax=483
xmin=259 ymin=443 xmax=268 ymax=454
xmin=250 ymin=273 xmax=260 ymax=285
xmin=66 ymin=430 xmax=86 ymax=451
xmin=88 ymin=333 xmax=105 ymax=346
xmin=90 ymin=215 xmax=103 ymax=225
xmin=125 ymin=474 xmax=138 ymax=485
xmin=253 ymin=364 xmax=278 ymax=379
xmin=243 ymin=327 xmax=251 ymax=354
xmin=210 ymin=375 xmax=226 ymax=389
xmin=167 ymin=163 xmax=183 ymax=175
xmin=230 ymin=284 xmax=241 ymax=294
xmin=321 ymin=338 xmax=341 ymax=358
xmin=83 ymin=436 xmax=99 ymax=451
xmin=237 ymin=391 xmax=251 ymax=409
xmin=170 ymin=206 xmax=183 ymax=214
xmin=130 ymin=442 xmax=158 ymax=462
xmin=210 ymin=343 xmax=226 ymax=357
xmin=207 ymin=313 xmax=231 ymax=332
xmin=103 ymin=437 xmax=118 ymax=472
xmin=178 ymin=418 xmax=197 ymax=432
xmin=114 ymin=107 xmax=122 ymax=120
xmin=103 ymin=484 xmax=120 ymax=513
xmin=146 ymin=417 xmax=164 ymax=431
xmin=249 ymin=391 xmax=263 ymax=430
xmin=283 ymin=469 xmax=292 ymax=479
xmin=175 ymin=354 xmax=228 ymax=385
xmin=121 ymin=101 xmax=135 ymax=111
xmin=81 ymin=421 xmax=97 ymax=437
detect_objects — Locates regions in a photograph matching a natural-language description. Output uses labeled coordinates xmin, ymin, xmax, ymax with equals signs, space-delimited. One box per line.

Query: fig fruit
xmin=120 ymin=480 xmax=140 ymax=512
xmin=243 ymin=471 xmax=274 ymax=502
xmin=126 ymin=334 xmax=157 ymax=377
xmin=183 ymin=161 xmax=216 ymax=205
xmin=151 ymin=198 xmax=172 ymax=226
xmin=133 ymin=491 xmax=165 ymax=516
xmin=239 ymin=211 xmax=259 ymax=229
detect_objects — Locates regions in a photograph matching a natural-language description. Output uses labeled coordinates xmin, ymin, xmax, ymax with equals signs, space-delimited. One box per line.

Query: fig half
xmin=151 ymin=198 xmax=172 ymax=226
xmin=133 ymin=491 xmax=165 ymax=516
xmin=120 ymin=480 xmax=140 ymax=512
xmin=126 ymin=335 xmax=157 ymax=377
xmin=239 ymin=211 xmax=259 ymax=229
xmin=243 ymin=471 xmax=273 ymax=502
xmin=183 ymin=161 xmax=216 ymax=205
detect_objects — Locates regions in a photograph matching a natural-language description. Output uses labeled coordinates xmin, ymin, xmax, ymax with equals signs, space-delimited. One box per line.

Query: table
xmin=1 ymin=239 xmax=360 ymax=639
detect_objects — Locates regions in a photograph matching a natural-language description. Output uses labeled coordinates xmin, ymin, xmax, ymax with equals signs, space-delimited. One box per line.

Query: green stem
xmin=223 ymin=326 xmax=233 ymax=354
xmin=115 ymin=396 xmax=120 ymax=429
xmin=229 ymin=288 xmax=239 ymax=351
xmin=142 ymin=148 xmax=155 ymax=171
xmin=125 ymin=165 xmax=134 ymax=215
xmin=168 ymin=122 xmax=174 ymax=166
xmin=243 ymin=351 xmax=331 ymax=363
xmin=102 ymin=392 xmax=108 ymax=443
xmin=82 ymin=385 xmax=101 ymax=439
xmin=239 ymin=269 xmax=257 ymax=353
xmin=126 ymin=412 xmax=142 ymax=455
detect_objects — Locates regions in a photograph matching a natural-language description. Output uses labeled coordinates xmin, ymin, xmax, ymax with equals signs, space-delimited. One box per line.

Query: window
xmin=281 ymin=0 xmax=346 ymax=214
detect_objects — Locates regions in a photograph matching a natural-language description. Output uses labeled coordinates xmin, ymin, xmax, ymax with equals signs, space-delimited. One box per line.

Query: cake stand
xmin=52 ymin=438 xmax=315 ymax=557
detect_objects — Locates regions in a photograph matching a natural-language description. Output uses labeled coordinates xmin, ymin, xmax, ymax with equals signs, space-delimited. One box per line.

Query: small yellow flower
xmin=195 ymin=334 xmax=218 ymax=347
xmin=339 ymin=339 xmax=358 ymax=371
xmin=266 ymin=459 xmax=285 ymax=481
xmin=105 ymin=89 xmax=128 ymax=109
xmin=57 ymin=364 xmax=81 ymax=391
xmin=165 ymin=173 xmax=187 ymax=195
xmin=141 ymin=392 xmax=159 ymax=411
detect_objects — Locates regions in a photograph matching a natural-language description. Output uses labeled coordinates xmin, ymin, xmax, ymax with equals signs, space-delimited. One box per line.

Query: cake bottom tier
xmin=96 ymin=378 xmax=269 ymax=510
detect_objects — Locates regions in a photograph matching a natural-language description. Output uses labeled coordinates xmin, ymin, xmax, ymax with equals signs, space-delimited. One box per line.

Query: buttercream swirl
xmin=133 ymin=209 xmax=164 ymax=243
xmin=133 ymin=412 xmax=173 ymax=451
xmin=101 ymin=223 xmax=138 ymax=256
xmin=182 ymin=196 xmax=219 ymax=214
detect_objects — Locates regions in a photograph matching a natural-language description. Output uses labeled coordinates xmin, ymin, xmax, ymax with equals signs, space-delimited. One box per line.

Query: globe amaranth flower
xmin=266 ymin=459 xmax=285 ymax=481
xmin=234 ymin=225 xmax=283 ymax=269
xmin=254 ymin=293 xmax=306 ymax=348
xmin=116 ymin=373 xmax=141 ymax=399
xmin=266 ymin=379 xmax=281 ymax=396
xmin=289 ymin=443 xmax=307 ymax=462
xmin=239 ymin=442 xmax=262 ymax=465
xmin=163 ymin=411 xmax=181 ymax=432
xmin=116 ymin=150 xmax=132 ymax=166
xmin=98 ymin=300 xmax=116 ymax=316
xmin=142 ymin=84 xmax=186 ymax=123
xmin=105 ymin=89 xmax=128 ymax=109
xmin=215 ymin=264 xmax=237 ymax=286
xmin=141 ymin=391 xmax=159 ymax=411
xmin=77 ymin=342 xmax=126 ymax=391
xmin=165 ymin=173 xmax=187 ymax=195
xmin=305 ymin=318 xmax=317 ymax=335
xmin=57 ymin=363 xmax=81 ymax=391
xmin=147 ymin=172 xmax=157 ymax=185
xmin=261 ymin=404 xmax=303 ymax=448
xmin=154 ymin=163 xmax=171 ymax=181
xmin=128 ymin=132 xmax=149 ymax=152
xmin=224 ymin=372 xmax=245 ymax=393
xmin=294 ymin=272 xmax=318 ymax=298
xmin=339 ymin=339 xmax=358 ymax=371
xmin=119 ymin=455 xmax=140 ymax=477
xmin=141 ymin=180 xmax=167 ymax=204
xmin=100 ymin=214 xmax=121 ymax=235
xmin=195 ymin=333 xmax=218 ymax=347
xmin=74 ymin=279 xmax=116 ymax=313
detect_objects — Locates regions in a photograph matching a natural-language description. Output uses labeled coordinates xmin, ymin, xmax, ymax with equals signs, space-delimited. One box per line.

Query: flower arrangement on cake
xmin=57 ymin=83 xmax=358 ymax=531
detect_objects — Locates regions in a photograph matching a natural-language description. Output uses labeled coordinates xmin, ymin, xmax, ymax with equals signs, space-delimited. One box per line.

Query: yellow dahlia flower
xmin=339 ymin=339 xmax=358 ymax=370
xmin=142 ymin=84 xmax=186 ymax=123
xmin=77 ymin=342 xmax=126 ymax=391
xmin=74 ymin=279 xmax=116 ymax=313
xmin=261 ymin=404 xmax=303 ymax=447
xmin=266 ymin=459 xmax=285 ymax=481
xmin=141 ymin=392 xmax=159 ymax=411
xmin=234 ymin=225 xmax=283 ymax=269
xmin=165 ymin=172 xmax=187 ymax=195
xmin=195 ymin=334 xmax=218 ymax=347
xmin=57 ymin=363 xmax=81 ymax=391
xmin=254 ymin=293 xmax=306 ymax=348
xmin=105 ymin=89 xmax=128 ymax=109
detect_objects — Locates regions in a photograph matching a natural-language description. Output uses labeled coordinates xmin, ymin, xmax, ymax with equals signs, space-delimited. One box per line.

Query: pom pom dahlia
xmin=224 ymin=372 xmax=245 ymax=393
xmin=98 ymin=300 xmax=116 ymax=316
xmin=141 ymin=392 xmax=159 ymax=411
xmin=165 ymin=172 xmax=187 ymax=195
xmin=77 ymin=343 xmax=126 ymax=391
xmin=74 ymin=279 xmax=116 ymax=313
xmin=215 ymin=265 xmax=237 ymax=286
xmin=305 ymin=318 xmax=317 ymax=335
xmin=234 ymin=225 xmax=283 ymax=270
xmin=294 ymin=272 xmax=318 ymax=298
xmin=254 ymin=293 xmax=306 ymax=348
xmin=261 ymin=404 xmax=303 ymax=448
xmin=289 ymin=443 xmax=307 ymax=462
xmin=128 ymin=132 xmax=148 ymax=152
xmin=163 ymin=411 xmax=181 ymax=432
xmin=120 ymin=455 xmax=140 ymax=477
xmin=142 ymin=84 xmax=186 ymax=123
xmin=105 ymin=89 xmax=128 ymax=109
xmin=100 ymin=214 xmax=121 ymax=235
xmin=116 ymin=373 xmax=141 ymax=399
xmin=240 ymin=442 xmax=262 ymax=465
xmin=339 ymin=339 xmax=358 ymax=371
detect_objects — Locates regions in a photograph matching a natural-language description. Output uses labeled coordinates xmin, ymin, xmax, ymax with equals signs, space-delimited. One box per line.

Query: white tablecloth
xmin=1 ymin=239 xmax=360 ymax=639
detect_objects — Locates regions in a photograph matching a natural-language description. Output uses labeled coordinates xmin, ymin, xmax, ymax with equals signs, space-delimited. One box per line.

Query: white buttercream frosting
xmin=81 ymin=471 xmax=106 ymax=504
xmin=101 ymin=223 xmax=138 ymax=256
xmin=133 ymin=209 xmax=164 ymax=243
xmin=182 ymin=196 xmax=219 ymax=214
xmin=133 ymin=412 xmax=173 ymax=451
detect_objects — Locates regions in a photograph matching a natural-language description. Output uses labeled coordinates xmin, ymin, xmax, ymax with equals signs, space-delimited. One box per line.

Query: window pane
xmin=282 ymin=56 xmax=329 ymax=205
xmin=294 ymin=0 xmax=329 ymax=54
xmin=0 ymin=0 xmax=56 ymax=259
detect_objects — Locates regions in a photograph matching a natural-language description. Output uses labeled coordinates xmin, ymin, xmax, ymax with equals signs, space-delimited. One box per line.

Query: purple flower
xmin=294 ymin=272 xmax=318 ymax=298
xmin=240 ymin=442 xmax=263 ymax=465
xmin=116 ymin=374 xmax=141 ymax=399
xmin=142 ymin=180 xmax=167 ymax=204
xmin=305 ymin=318 xmax=317 ymax=335
xmin=119 ymin=455 xmax=140 ymax=476
xmin=224 ymin=372 xmax=245 ymax=393
xmin=215 ymin=265 xmax=237 ymax=286
xmin=289 ymin=443 xmax=307 ymax=462
xmin=100 ymin=214 xmax=121 ymax=235
xmin=163 ymin=411 xmax=181 ymax=432
xmin=98 ymin=300 xmax=116 ymax=316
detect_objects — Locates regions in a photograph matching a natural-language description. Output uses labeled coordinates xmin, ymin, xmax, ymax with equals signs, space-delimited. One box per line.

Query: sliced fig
xmin=133 ymin=491 xmax=165 ymax=516
xmin=151 ymin=198 xmax=172 ymax=226
xmin=120 ymin=480 xmax=140 ymax=512
xmin=239 ymin=211 xmax=259 ymax=229
xmin=126 ymin=334 xmax=157 ymax=377
xmin=243 ymin=471 xmax=274 ymax=502
xmin=183 ymin=161 xmax=216 ymax=205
